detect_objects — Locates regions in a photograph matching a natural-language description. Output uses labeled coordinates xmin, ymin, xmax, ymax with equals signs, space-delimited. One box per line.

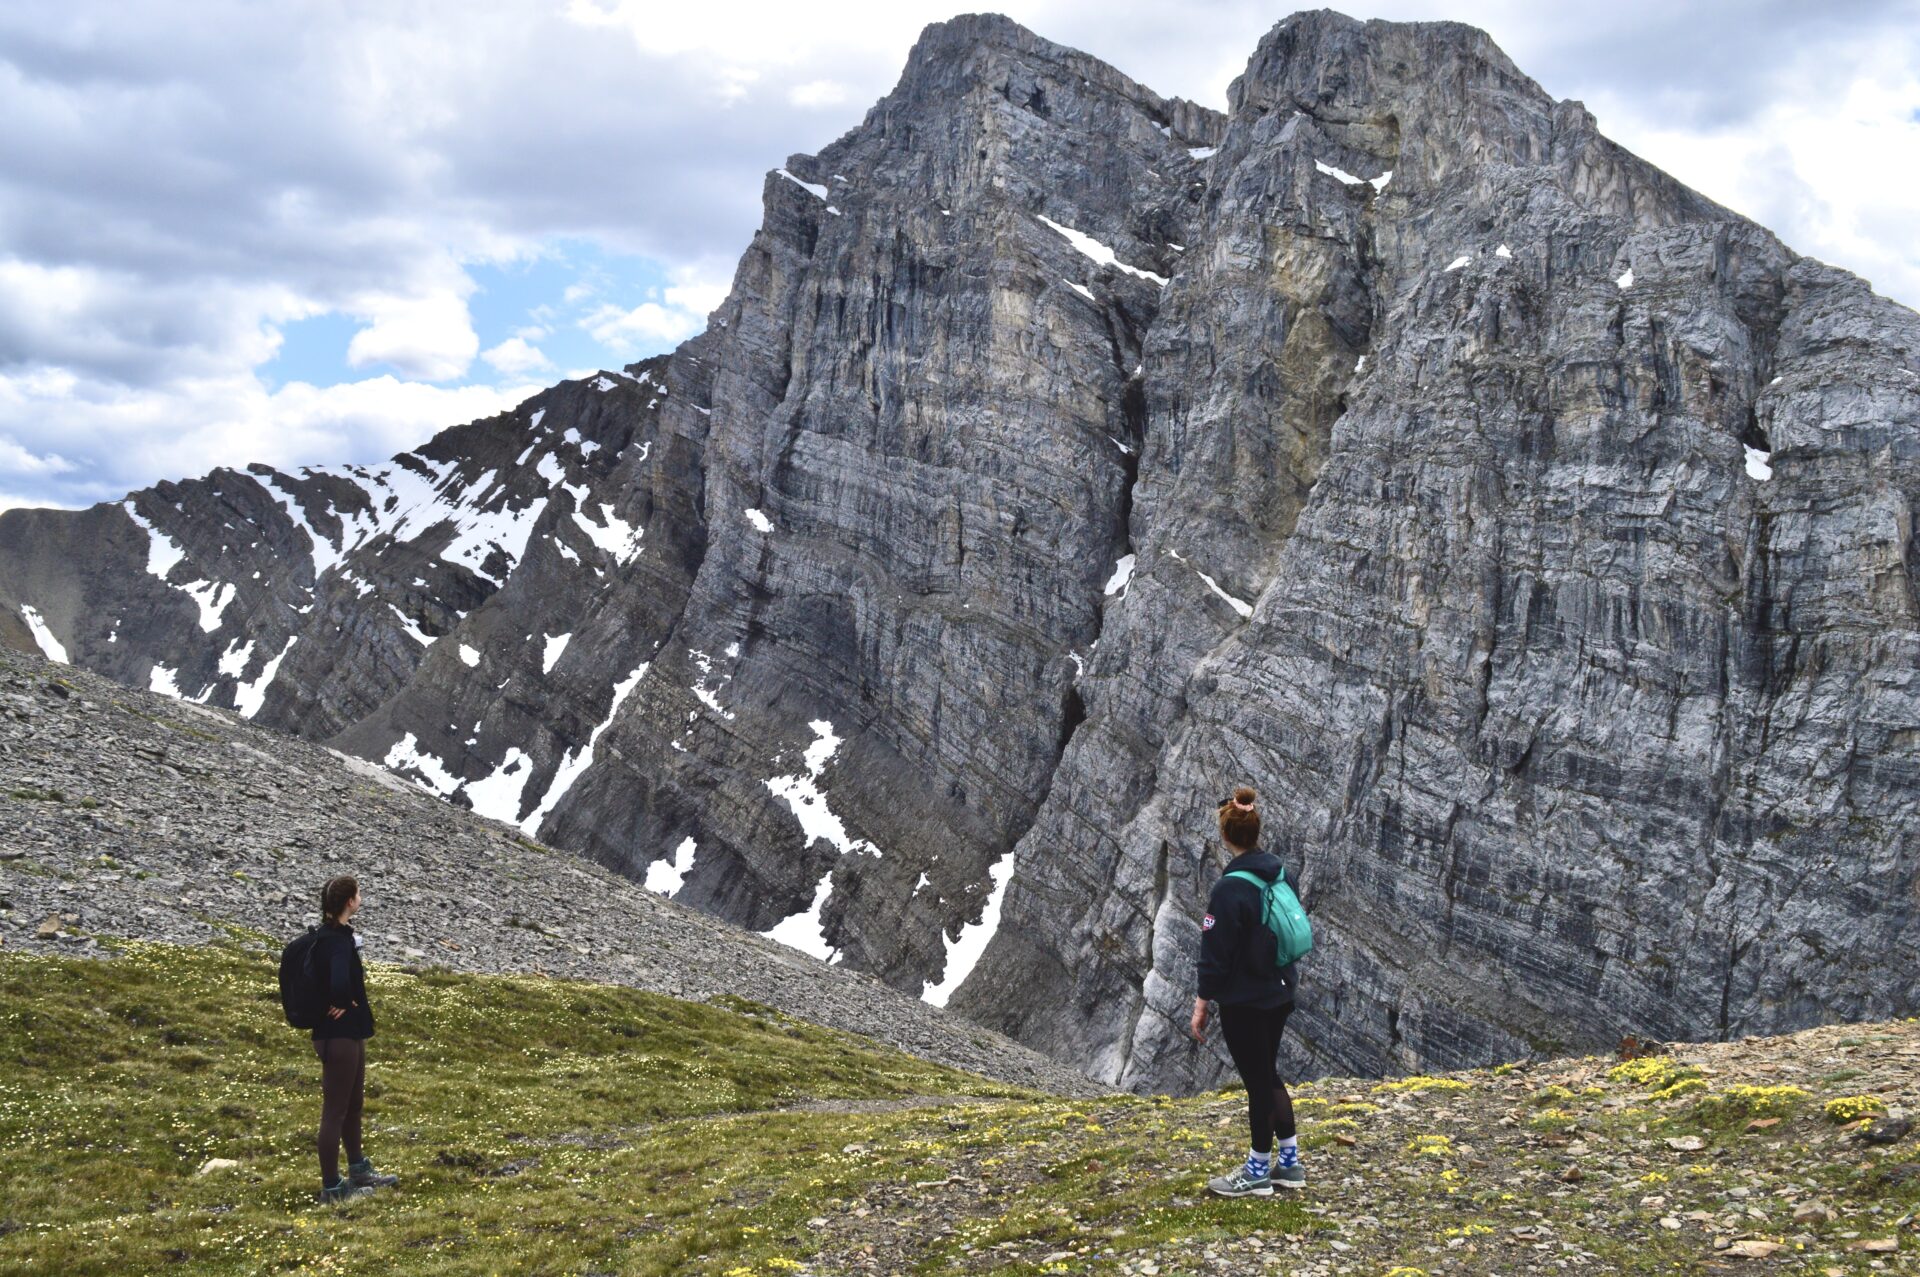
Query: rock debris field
xmin=789 ymin=1022 xmax=1919 ymax=1275
xmin=0 ymin=645 xmax=1102 ymax=1098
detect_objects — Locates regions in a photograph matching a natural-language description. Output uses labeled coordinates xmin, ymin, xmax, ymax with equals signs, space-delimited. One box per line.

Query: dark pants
xmin=1219 ymin=1001 xmax=1295 ymax=1154
xmin=314 ymin=1036 xmax=366 ymax=1185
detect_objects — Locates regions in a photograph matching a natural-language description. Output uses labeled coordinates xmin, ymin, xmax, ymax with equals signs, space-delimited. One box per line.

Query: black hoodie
xmin=1197 ymin=849 xmax=1299 ymax=1009
xmin=310 ymin=922 xmax=375 ymax=1041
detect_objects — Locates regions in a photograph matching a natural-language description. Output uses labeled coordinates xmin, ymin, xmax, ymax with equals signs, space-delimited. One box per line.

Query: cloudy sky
xmin=2 ymin=0 xmax=1916 ymax=512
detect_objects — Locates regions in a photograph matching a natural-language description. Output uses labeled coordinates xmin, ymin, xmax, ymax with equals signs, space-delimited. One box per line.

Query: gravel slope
xmin=0 ymin=645 xmax=1103 ymax=1097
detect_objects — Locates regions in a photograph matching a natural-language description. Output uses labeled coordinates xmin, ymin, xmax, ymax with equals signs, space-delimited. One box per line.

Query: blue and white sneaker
xmin=1205 ymin=1162 xmax=1273 ymax=1197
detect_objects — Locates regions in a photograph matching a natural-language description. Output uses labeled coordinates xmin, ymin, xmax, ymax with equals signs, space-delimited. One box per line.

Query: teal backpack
xmin=1224 ymin=868 xmax=1313 ymax=966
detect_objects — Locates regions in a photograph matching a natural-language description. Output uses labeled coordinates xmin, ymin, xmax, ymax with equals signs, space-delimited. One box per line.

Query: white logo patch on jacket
xmin=1202 ymin=913 xmax=1215 ymax=930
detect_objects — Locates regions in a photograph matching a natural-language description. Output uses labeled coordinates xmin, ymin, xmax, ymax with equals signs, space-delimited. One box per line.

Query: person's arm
xmin=327 ymin=936 xmax=354 ymax=1013
xmin=1192 ymin=879 xmax=1243 ymax=1039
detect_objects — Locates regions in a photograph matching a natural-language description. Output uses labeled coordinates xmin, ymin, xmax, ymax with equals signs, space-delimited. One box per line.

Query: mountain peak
xmin=1231 ymin=10 xmax=1548 ymax=116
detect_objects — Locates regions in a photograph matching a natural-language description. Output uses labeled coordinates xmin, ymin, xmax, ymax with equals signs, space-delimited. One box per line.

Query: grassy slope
xmin=0 ymin=939 xmax=1029 ymax=1276
xmin=2 ymin=942 xmax=1916 ymax=1276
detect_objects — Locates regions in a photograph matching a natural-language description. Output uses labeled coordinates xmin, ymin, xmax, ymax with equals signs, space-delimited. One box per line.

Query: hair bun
xmin=1219 ymin=785 xmax=1261 ymax=850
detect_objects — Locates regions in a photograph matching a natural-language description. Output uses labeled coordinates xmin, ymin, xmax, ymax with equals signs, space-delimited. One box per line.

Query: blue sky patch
xmin=262 ymin=238 xmax=694 ymax=390
xmin=263 ymin=311 xmax=362 ymax=388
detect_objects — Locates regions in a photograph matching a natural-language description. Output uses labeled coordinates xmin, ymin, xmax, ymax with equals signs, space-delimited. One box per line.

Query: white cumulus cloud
xmin=581 ymin=264 xmax=731 ymax=358
xmin=0 ymin=368 xmax=545 ymax=510
xmin=583 ymin=302 xmax=704 ymax=353
xmin=482 ymin=336 xmax=555 ymax=375
xmin=345 ymin=290 xmax=480 ymax=382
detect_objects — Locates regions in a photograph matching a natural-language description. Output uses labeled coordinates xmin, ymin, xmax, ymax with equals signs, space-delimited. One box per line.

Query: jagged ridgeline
xmin=3 ymin=11 xmax=1917 ymax=1093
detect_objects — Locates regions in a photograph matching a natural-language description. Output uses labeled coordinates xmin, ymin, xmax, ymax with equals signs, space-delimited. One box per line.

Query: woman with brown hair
xmin=1191 ymin=787 xmax=1305 ymax=1196
xmin=310 ymin=875 xmax=399 ymax=1204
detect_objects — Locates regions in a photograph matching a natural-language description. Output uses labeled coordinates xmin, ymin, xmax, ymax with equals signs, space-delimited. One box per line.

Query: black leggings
xmin=1218 ymin=1002 xmax=1295 ymax=1153
xmin=314 ymin=1036 xmax=366 ymax=1184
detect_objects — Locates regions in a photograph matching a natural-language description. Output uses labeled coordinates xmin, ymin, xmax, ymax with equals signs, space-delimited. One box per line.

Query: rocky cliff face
xmin=4 ymin=11 xmax=1917 ymax=1093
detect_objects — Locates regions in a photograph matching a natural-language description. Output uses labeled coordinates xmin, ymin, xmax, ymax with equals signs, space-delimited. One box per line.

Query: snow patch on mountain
xmin=775 ymin=168 xmax=829 ymax=199
xmin=120 ymin=502 xmax=185 ymax=581
xmin=179 ymin=580 xmax=235 ymax=634
xmin=762 ymin=870 xmax=839 ymax=962
xmin=217 ymin=639 xmax=253 ymax=678
xmin=765 ymin=720 xmax=884 ymax=862
xmin=463 ymin=747 xmax=534 ymax=826
xmin=234 ymin=636 xmax=296 ymax=719
xmin=645 ymin=836 xmax=699 ymax=897
xmin=387 ymin=606 xmax=434 ymax=646
xmin=382 ymin=732 xmax=461 ymax=797
xmin=20 ymin=605 xmax=67 ymax=663
xmin=689 ymin=648 xmax=735 ymax=721
xmin=573 ymin=504 xmax=644 ymax=565
xmin=1037 ymin=214 xmax=1168 ymax=286
xmin=1168 ymin=548 xmax=1254 ymax=618
xmin=254 ymin=474 xmax=346 ymax=578
xmin=921 ymin=847 xmax=1016 ymax=1007
xmin=524 ymin=661 xmax=650 ymax=833
xmin=269 ymin=454 xmax=548 ymax=588
xmin=120 ymin=502 xmax=234 ymax=631
xmin=1314 ymin=158 xmax=1363 ymax=185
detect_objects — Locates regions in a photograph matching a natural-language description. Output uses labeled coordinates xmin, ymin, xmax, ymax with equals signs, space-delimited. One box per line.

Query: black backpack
xmin=279 ymin=927 xmax=327 ymax=1029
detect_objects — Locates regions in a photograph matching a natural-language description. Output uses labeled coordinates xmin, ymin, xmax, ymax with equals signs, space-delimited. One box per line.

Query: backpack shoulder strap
xmin=1223 ymin=870 xmax=1270 ymax=890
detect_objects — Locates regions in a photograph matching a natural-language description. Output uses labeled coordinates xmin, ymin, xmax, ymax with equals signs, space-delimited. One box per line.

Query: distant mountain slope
xmin=0 ymin=642 xmax=1101 ymax=1098
xmin=3 ymin=11 xmax=1917 ymax=1093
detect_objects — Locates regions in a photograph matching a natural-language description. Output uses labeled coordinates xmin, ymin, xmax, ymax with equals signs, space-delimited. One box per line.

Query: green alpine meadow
xmin=2 ymin=939 xmax=1915 ymax=1275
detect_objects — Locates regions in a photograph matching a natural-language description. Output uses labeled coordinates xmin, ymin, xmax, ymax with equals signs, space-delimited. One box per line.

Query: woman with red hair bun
xmin=1191 ymin=787 xmax=1305 ymax=1196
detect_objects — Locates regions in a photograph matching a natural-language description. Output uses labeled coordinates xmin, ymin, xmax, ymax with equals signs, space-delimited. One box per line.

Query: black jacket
xmin=1197 ymin=849 xmax=1299 ymax=1008
xmin=311 ymin=923 xmax=375 ymax=1041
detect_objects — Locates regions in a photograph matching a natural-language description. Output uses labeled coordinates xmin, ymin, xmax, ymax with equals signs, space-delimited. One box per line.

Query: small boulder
xmin=196 ymin=1158 xmax=241 ymax=1176
xmin=1858 ymin=1117 xmax=1912 ymax=1146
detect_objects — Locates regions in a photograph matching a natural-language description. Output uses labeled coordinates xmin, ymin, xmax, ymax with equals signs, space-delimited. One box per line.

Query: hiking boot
xmin=317 ymin=1180 xmax=374 ymax=1205
xmin=347 ymin=1157 xmax=399 ymax=1189
xmin=1268 ymin=1159 xmax=1306 ymax=1190
xmin=1205 ymin=1163 xmax=1273 ymax=1198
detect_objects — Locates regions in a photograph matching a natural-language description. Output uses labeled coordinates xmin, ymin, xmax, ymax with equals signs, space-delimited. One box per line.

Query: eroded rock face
xmin=3 ymin=11 xmax=1916 ymax=1092
xmin=542 ymin=15 xmax=1220 ymax=994
xmin=960 ymin=13 xmax=1920 ymax=1090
